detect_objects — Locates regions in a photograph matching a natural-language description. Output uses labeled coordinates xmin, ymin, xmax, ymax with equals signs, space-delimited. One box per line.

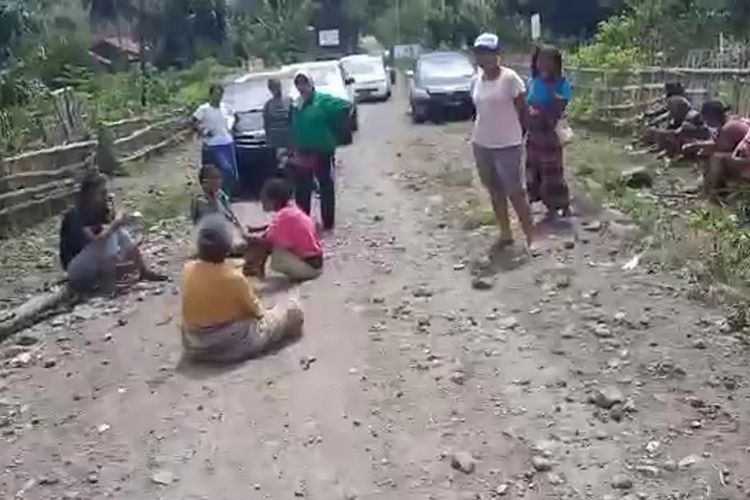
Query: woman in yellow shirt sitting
xmin=181 ymin=214 xmax=304 ymax=363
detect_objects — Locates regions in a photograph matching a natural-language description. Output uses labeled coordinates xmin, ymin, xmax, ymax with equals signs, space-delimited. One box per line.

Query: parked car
xmin=341 ymin=54 xmax=391 ymax=102
xmin=222 ymin=70 xmax=288 ymax=197
xmin=283 ymin=60 xmax=358 ymax=145
xmin=406 ymin=51 xmax=476 ymax=123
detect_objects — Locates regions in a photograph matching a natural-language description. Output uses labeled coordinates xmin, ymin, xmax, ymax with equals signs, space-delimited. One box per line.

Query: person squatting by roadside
xmin=682 ymin=100 xmax=750 ymax=202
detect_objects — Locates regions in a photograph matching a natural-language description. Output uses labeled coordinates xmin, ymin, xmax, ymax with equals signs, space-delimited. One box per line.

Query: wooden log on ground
xmin=0 ymin=285 xmax=73 ymax=343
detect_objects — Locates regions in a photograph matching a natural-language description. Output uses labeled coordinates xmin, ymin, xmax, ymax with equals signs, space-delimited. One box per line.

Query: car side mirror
xmin=345 ymin=76 xmax=355 ymax=85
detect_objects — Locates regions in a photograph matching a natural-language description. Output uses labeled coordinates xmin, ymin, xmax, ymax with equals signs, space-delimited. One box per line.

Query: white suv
xmin=341 ymin=54 xmax=391 ymax=102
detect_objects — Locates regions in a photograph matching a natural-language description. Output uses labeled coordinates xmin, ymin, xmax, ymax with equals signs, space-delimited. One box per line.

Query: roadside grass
xmin=133 ymin=181 xmax=191 ymax=229
xmin=413 ymin=122 xmax=750 ymax=330
xmin=569 ymin=129 xmax=750 ymax=330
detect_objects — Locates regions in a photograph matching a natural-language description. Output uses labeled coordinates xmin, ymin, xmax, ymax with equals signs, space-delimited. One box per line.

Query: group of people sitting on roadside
xmin=639 ymin=84 xmax=750 ymax=202
xmin=59 ymin=68 xmax=350 ymax=365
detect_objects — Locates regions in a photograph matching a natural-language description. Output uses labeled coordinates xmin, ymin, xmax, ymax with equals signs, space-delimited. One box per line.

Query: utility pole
xmin=138 ymin=0 xmax=147 ymax=107
xmin=395 ymin=0 xmax=401 ymax=44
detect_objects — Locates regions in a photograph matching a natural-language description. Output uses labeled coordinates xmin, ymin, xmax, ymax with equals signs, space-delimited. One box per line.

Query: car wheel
xmin=412 ymin=103 xmax=427 ymax=124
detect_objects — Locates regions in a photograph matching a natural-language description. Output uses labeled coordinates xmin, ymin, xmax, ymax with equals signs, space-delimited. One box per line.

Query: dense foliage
xmin=571 ymin=0 xmax=750 ymax=68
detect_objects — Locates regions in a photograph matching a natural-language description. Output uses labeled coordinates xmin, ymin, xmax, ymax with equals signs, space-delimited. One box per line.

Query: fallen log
xmin=0 ymin=285 xmax=74 ymax=343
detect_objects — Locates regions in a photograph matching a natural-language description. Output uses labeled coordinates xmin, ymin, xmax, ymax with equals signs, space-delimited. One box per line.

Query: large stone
xmin=471 ymin=277 xmax=494 ymax=291
xmin=611 ymin=474 xmax=633 ymax=490
xmin=619 ymin=166 xmax=653 ymax=189
xmin=592 ymin=386 xmax=624 ymax=409
xmin=531 ymin=456 xmax=553 ymax=472
xmin=151 ymin=470 xmax=174 ymax=486
xmin=450 ymin=451 xmax=477 ymax=474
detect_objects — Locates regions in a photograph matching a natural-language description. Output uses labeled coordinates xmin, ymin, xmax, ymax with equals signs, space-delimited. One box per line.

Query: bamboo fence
xmin=0 ymin=111 xmax=191 ymax=237
xmin=509 ymin=64 xmax=750 ymax=126
xmin=567 ymin=66 xmax=750 ymax=124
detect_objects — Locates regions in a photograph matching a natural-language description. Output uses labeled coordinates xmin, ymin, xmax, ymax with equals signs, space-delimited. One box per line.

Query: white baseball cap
xmin=473 ymin=33 xmax=501 ymax=51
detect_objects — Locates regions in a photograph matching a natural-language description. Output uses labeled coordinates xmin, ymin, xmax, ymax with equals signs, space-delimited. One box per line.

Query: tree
xmin=0 ymin=0 xmax=45 ymax=68
xmin=230 ymin=0 xmax=314 ymax=65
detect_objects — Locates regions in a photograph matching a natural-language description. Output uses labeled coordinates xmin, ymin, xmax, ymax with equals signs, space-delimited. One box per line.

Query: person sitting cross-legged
xmin=181 ymin=214 xmax=304 ymax=364
xmin=243 ymin=178 xmax=324 ymax=282
xmin=190 ymin=163 xmax=248 ymax=256
xmin=60 ymin=173 xmax=167 ymax=293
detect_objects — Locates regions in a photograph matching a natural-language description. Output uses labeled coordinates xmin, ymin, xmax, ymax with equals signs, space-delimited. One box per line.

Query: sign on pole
xmin=531 ymin=13 xmax=541 ymax=41
xmin=318 ymin=29 xmax=340 ymax=47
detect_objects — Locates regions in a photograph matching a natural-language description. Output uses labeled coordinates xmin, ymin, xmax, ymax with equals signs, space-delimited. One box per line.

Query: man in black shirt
xmin=263 ymin=78 xmax=292 ymax=169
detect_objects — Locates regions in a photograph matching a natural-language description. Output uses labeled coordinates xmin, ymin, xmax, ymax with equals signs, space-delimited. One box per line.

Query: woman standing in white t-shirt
xmin=192 ymin=84 xmax=239 ymax=197
xmin=471 ymin=33 xmax=535 ymax=253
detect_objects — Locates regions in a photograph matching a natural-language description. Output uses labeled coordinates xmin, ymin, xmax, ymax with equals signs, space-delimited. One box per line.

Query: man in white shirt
xmin=192 ymin=84 xmax=239 ymax=197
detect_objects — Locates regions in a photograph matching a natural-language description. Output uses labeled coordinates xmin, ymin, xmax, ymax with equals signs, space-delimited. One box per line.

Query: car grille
xmin=234 ymin=132 xmax=267 ymax=149
xmin=427 ymin=90 xmax=470 ymax=100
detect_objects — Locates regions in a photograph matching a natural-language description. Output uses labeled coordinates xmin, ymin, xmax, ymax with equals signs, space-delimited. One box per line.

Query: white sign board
xmin=318 ymin=29 xmax=340 ymax=47
xmin=531 ymin=14 xmax=541 ymax=41
xmin=393 ymin=44 xmax=422 ymax=60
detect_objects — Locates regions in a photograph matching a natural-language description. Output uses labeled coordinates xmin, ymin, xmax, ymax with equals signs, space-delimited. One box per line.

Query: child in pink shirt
xmin=245 ymin=178 xmax=323 ymax=281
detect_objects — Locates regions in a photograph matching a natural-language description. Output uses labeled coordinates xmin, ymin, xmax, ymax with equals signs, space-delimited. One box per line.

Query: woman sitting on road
xmin=181 ymin=214 xmax=304 ymax=363
xmin=526 ymin=44 xmax=573 ymax=221
xmin=469 ymin=33 xmax=536 ymax=253
xmin=59 ymin=173 xmax=167 ymax=292
xmin=243 ymin=178 xmax=323 ymax=281
xmin=190 ymin=163 xmax=250 ymax=255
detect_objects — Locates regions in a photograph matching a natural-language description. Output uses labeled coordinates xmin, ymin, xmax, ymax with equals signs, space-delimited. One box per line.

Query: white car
xmin=340 ymin=54 xmax=391 ymax=102
xmin=283 ymin=60 xmax=358 ymax=143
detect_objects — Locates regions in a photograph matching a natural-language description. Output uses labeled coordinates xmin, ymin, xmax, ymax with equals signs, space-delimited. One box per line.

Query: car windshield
xmin=419 ymin=56 xmax=474 ymax=82
xmin=223 ymin=80 xmax=273 ymax=111
xmin=301 ymin=66 xmax=342 ymax=87
xmin=342 ymin=60 xmax=384 ymax=77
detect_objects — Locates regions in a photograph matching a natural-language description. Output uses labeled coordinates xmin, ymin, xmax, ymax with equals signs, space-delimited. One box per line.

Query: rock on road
xmin=2 ymin=91 xmax=750 ymax=500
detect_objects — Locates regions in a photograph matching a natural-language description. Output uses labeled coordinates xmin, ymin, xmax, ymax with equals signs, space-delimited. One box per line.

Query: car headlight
xmin=413 ymin=87 xmax=429 ymax=99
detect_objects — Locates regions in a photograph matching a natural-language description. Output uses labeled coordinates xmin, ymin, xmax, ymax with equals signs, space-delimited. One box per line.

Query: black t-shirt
xmin=59 ymin=205 xmax=109 ymax=269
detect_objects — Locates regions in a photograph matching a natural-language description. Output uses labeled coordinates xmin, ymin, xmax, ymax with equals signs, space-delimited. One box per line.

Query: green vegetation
xmin=570 ymin=132 xmax=750 ymax=324
xmin=571 ymin=0 xmax=750 ymax=68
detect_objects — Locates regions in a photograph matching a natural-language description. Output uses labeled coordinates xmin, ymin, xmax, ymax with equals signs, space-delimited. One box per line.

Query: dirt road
xmin=2 ymin=92 xmax=750 ymax=500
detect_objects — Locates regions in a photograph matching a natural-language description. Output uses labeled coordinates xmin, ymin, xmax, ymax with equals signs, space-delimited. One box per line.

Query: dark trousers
xmin=292 ymin=154 xmax=335 ymax=229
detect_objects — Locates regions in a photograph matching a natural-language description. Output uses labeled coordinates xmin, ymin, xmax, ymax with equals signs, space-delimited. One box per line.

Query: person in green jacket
xmin=290 ymin=69 xmax=351 ymax=230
